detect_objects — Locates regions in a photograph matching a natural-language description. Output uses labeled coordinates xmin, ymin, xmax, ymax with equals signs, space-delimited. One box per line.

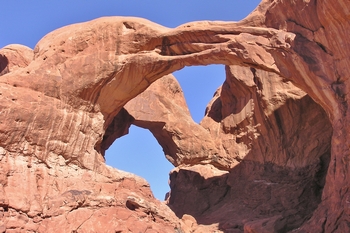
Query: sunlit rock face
xmin=1 ymin=0 xmax=350 ymax=232
xmin=120 ymin=64 xmax=331 ymax=232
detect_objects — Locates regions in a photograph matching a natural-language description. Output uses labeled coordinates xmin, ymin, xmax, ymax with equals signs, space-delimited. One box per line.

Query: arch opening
xmin=165 ymin=64 xmax=333 ymax=231
xmin=104 ymin=64 xmax=227 ymax=200
xmin=173 ymin=64 xmax=226 ymax=123
xmin=105 ymin=125 xmax=174 ymax=200
xmin=102 ymin=62 xmax=333 ymax=231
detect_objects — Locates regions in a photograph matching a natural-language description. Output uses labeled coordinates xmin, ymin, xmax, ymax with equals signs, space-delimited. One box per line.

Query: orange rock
xmin=0 ymin=0 xmax=349 ymax=232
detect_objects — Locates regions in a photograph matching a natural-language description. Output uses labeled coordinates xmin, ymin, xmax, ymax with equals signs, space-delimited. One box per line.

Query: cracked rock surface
xmin=0 ymin=0 xmax=349 ymax=232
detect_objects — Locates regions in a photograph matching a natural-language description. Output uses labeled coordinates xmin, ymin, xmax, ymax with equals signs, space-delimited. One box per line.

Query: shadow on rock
xmin=168 ymin=153 xmax=330 ymax=232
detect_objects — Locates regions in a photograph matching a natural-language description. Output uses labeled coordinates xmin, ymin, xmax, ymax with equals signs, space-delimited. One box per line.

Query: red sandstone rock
xmin=124 ymin=74 xmax=221 ymax=167
xmin=0 ymin=44 xmax=33 ymax=76
xmin=0 ymin=0 xmax=349 ymax=232
xmin=116 ymin=63 xmax=331 ymax=231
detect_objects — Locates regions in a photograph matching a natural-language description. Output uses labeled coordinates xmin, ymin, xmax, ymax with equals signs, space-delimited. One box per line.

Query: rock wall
xmin=119 ymin=64 xmax=331 ymax=232
xmin=0 ymin=0 xmax=349 ymax=232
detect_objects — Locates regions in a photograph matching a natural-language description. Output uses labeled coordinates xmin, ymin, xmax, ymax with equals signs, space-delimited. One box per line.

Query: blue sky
xmin=1 ymin=0 xmax=260 ymax=200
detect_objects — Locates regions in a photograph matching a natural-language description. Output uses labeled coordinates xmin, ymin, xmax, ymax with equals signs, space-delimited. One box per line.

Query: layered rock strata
xmin=0 ymin=0 xmax=349 ymax=232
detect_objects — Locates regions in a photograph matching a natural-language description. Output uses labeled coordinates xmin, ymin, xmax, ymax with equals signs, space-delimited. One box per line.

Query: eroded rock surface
xmin=119 ymin=64 xmax=331 ymax=232
xmin=0 ymin=0 xmax=349 ymax=232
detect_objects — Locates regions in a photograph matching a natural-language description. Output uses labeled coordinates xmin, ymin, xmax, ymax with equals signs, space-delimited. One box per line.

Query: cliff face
xmin=0 ymin=0 xmax=349 ymax=232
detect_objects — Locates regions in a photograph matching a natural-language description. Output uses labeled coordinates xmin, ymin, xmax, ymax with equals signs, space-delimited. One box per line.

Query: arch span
xmin=1 ymin=0 xmax=349 ymax=231
xmin=100 ymin=62 xmax=332 ymax=231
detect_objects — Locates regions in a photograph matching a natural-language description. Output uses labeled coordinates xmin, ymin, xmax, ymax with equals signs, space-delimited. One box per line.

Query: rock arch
xmin=0 ymin=0 xmax=349 ymax=232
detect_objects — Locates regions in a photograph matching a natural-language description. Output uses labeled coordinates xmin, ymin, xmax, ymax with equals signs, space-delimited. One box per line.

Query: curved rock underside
xmin=0 ymin=0 xmax=349 ymax=232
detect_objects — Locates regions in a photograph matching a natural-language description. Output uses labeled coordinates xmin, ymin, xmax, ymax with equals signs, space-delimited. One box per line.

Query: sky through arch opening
xmin=105 ymin=125 xmax=173 ymax=200
xmin=173 ymin=64 xmax=226 ymax=123
xmin=105 ymin=64 xmax=226 ymax=200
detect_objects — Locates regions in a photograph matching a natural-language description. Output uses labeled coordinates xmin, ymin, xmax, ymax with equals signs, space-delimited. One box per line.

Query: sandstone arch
xmin=0 ymin=0 xmax=349 ymax=232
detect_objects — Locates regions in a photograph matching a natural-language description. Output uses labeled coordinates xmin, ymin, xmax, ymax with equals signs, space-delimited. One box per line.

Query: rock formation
xmin=0 ymin=0 xmax=349 ymax=232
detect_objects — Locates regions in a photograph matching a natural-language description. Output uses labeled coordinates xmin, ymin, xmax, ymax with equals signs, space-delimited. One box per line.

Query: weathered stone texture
xmin=1 ymin=0 xmax=349 ymax=232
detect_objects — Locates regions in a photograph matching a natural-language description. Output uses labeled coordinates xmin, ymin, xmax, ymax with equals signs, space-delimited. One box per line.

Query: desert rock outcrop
xmin=0 ymin=0 xmax=349 ymax=232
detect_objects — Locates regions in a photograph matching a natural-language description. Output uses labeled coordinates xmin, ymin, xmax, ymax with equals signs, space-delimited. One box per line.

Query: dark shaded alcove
xmin=166 ymin=65 xmax=333 ymax=232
